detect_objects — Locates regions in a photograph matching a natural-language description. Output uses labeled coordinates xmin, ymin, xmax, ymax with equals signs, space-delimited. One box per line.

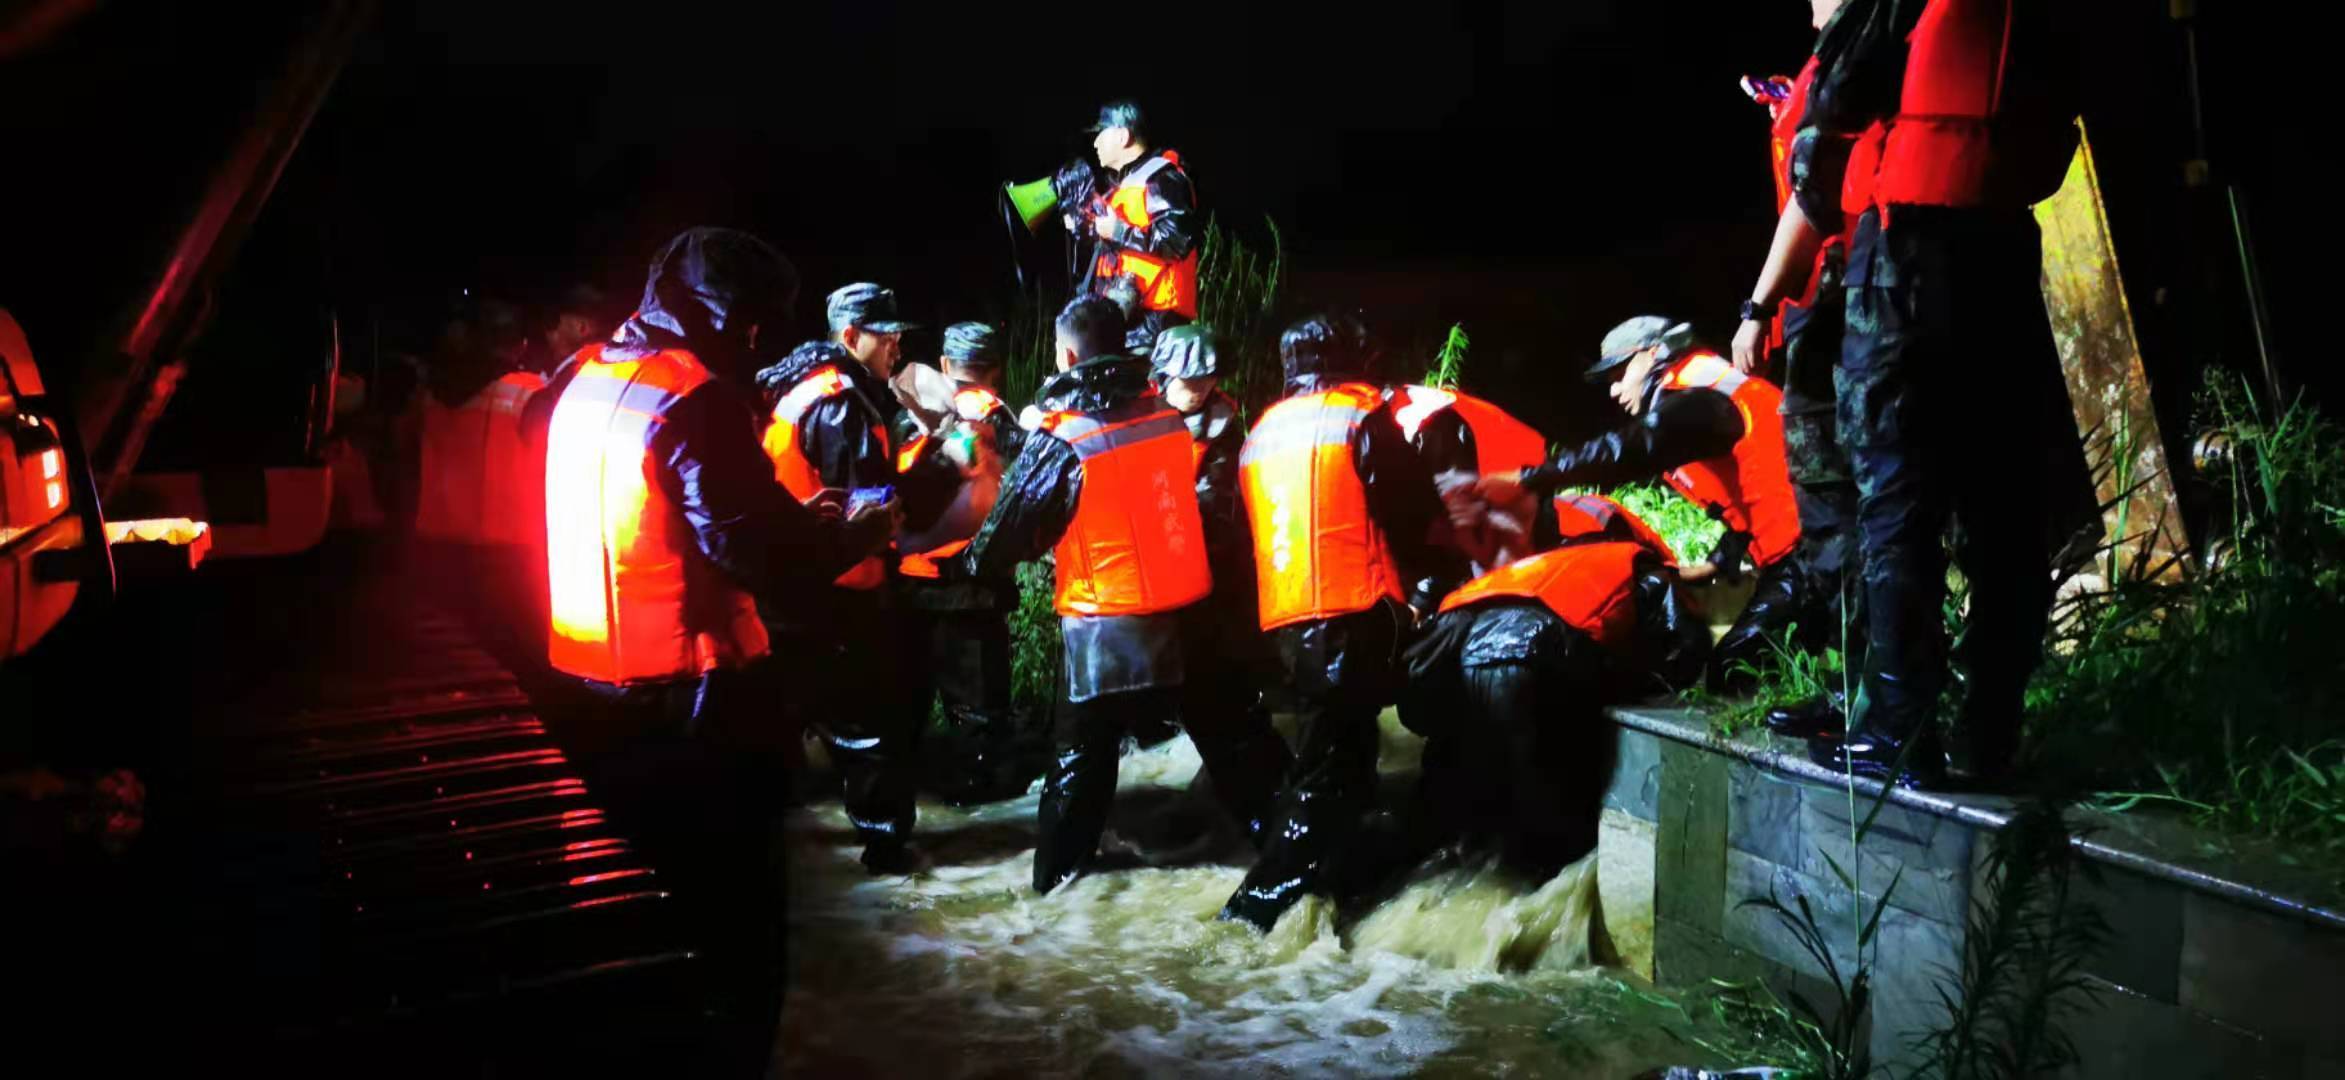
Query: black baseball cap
xmin=825 ymin=282 xmax=916 ymax=335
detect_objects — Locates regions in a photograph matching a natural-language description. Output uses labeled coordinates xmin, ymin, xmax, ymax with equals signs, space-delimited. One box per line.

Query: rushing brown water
xmin=777 ymin=715 xmax=1764 ymax=1078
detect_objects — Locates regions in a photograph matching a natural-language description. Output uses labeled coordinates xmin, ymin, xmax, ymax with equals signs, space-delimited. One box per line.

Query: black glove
xmin=1706 ymin=528 xmax=1755 ymax=585
xmin=1052 ymin=159 xmax=1104 ymax=212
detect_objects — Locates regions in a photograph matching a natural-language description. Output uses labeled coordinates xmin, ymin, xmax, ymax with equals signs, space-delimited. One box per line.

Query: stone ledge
xmin=1605 ymin=704 xmax=2345 ymax=934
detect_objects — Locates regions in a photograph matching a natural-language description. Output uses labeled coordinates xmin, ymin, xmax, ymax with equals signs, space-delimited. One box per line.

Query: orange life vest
xmin=1657 ymin=352 xmax=1801 ymax=567
xmin=1240 ymin=383 xmax=1406 ymax=630
xmin=543 ymin=345 xmax=769 ymax=686
xmin=416 ymin=370 xmax=546 ymax=548
xmin=1766 ymin=56 xmax=1833 ymax=355
xmin=1388 ymin=385 xmax=1549 ymax=476
xmin=899 ymin=381 xmax=1014 ymax=580
xmin=762 ymin=364 xmax=888 ymax=590
xmin=1438 ymin=541 xmax=1645 ymax=654
xmin=1552 ymin=492 xmax=1677 ymax=566
xmin=1094 ymin=151 xmax=1199 ymax=319
xmin=953 ymin=384 xmax=1007 ymax=424
xmin=1040 ymin=400 xmax=1212 ymax=616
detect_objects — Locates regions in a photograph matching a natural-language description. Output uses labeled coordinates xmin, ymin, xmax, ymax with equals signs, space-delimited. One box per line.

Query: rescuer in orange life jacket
xmin=538 ymin=227 xmax=894 ymax=1057
xmin=1080 ymin=99 xmax=1200 ymax=353
xmin=1397 ymin=530 xmax=1713 ymax=884
xmin=892 ymin=321 xmax=1045 ymax=805
xmin=1787 ymin=0 xmax=2087 ymax=788
xmin=1221 ymin=311 xmax=1469 ymax=931
xmin=1476 ymin=316 xmax=1806 ymax=686
xmin=963 ymin=296 xmax=1288 ymax=895
xmin=753 ymin=283 xmax=954 ymax=874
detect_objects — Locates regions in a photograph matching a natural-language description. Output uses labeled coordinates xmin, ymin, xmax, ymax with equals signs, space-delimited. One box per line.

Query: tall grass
xmin=2037 ymin=375 xmax=2345 ymax=869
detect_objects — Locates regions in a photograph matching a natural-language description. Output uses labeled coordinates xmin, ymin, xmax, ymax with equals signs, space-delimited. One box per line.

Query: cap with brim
xmin=1586 ymin=315 xmax=1691 ymax=382
xmin=826 ymin=282 xmax=918 ymax=334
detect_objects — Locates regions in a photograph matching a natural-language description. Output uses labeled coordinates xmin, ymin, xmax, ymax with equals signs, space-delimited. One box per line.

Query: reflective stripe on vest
xmin=1094 ymin=152 xmax=1200 ymax=318
xmin=1438 ymin=542 xmax=1644 ymax=652
xmin=543 ymin=346 xmax=769 ymax=685
xmin=1552 ymin=492 xmax=1678 ymax=566
xmin=763 ymin=364 xmax=887 ymax=590
xmin=1041 ymin=401 xmax=1211 ymax=616
xmin=1239 ymin=384 xmax=1405 ymax=630
xmin=416 ymin=370 xmax=547 ymax=547
xmin=1657 ymin=352 xmax=1802 ymax=566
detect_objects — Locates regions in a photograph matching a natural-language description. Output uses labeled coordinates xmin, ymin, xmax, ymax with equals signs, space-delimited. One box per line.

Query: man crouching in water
xmin=1397 ymin=490 xmax=1711 ymax=883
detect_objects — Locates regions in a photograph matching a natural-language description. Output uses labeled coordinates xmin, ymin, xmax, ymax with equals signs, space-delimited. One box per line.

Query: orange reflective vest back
xmin=1040 ymin=401 xmax=1212 ymax=616
xmin=1438 ymin=541 xmax=1645 ymax=654
xmin=1552 ymin=492 xmax=1677 ymax=566
xmin=762 ymin=364 xmax=888 ymax=590
xmin=543 ymin=345 xmax=769 ymax=685
xmin=1095 ymin=152 xmax=1199 ymax=319
xmin=1240 ymin=383 xmax=1406 ymax=630
xmin=1657 ymin=352 xmax=1801 ymax=567
xmin=1388 ymin=385 xmax=1550 ymax=476
xmin=416 ymin=370 xmax=547 ymax=547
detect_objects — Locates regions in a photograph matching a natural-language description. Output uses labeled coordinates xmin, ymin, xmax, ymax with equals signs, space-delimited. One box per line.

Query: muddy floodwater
xmin=778 ymin=715 xmax=1777 ymax=1078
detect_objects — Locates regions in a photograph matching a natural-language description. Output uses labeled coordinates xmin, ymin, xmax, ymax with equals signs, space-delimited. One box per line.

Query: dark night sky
xmin=1 ymin=0 xmax=2325 ymax=457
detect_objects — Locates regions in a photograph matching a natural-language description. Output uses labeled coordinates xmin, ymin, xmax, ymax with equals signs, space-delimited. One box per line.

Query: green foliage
xmin=1735 ymin=867 xmax=1894 ymax=1080
xmin=1693 ymin=635 xmax=1846 ymax=738
xmin=1424 ymin=323 xmax=1470 ymax=391
xmin=1912 ymin=802 xmax=2110 ymax=1080
xmin=1008 ymin=561 xmax=1062 ymax=712
xmin=1194 ymin=215 xmax=1287 ymax=412
xmin=1609 ymin=482 xmax=1727 ymax=566
xmin=2037 ymin=375 xmax=2345 ymax=868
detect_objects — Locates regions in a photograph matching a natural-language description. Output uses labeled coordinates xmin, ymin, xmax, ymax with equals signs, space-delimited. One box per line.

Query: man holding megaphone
xmin=1002 ymin=100 xmax=1201 ymax=353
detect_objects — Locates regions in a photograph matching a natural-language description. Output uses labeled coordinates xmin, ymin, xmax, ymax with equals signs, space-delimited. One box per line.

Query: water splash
xmin=780 ymin=722 xmax=1758 ymax=1076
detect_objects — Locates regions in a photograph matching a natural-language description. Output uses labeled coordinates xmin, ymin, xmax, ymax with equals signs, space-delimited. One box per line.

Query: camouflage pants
xmin=1836 ymin=206 xmax=2080 ymax=764
xmin=1780 ymin=253 xmax=1863 ymax=653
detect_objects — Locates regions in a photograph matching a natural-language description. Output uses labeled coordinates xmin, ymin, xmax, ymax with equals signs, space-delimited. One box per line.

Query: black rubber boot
xmin=1763 ymin=691 xmax=1848 ymax=740
xmin=1807 ymin=725 xmax=1946 ymax=790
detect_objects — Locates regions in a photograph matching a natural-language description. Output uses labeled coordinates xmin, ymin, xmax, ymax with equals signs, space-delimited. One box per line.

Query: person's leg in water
xmin=814 ymin=594 xmax=925 ymax=872
xmin=1221 ymin=602 xmax=1403 ymax=930
xmin=1035 ymin=685 xmax=1182 ymax=892
xmin=1176 ymin=604 xmax=1292 ymax=847
xmin=558 ymin=674 xmax=784 ymax=1074
xmin=932 ymin=605 xmax=1034 ymax=804
xmin=1467 ymin=635 xmax=1610 ymax=883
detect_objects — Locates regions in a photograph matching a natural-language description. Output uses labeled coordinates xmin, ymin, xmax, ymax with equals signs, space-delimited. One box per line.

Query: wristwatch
xmin=1738 ymin=298 xmax=1777 ymax=323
